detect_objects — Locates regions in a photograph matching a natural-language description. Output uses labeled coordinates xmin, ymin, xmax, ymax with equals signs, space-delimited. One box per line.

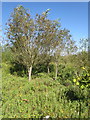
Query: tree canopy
xmin=6 ymin=5 xmax=77 ymax=81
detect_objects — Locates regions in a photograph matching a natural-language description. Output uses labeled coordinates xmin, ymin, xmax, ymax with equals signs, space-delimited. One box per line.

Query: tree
xmin=6 ymin=5 xmax=40 ymax=81
xmin=6 ymin=5 xmax=77 ymax=81
xmin=6 ymin=6 xmax=59 ymax=81
xmin=34 ymin=10 xmax=61 ymax=74
xmin=75 ymin=38 xmax=88 ymax=69
xmin=53 ymin=29 xmax=77 ymax=80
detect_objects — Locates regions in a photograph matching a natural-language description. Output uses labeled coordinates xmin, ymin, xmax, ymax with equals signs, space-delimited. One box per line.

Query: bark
xmin=55 ymin=62 xmax=58 ymax=80
xmin=28 ymin=65 xmax=32 ymax=82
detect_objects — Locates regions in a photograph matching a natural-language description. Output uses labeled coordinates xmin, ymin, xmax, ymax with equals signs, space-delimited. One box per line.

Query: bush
xmin=73 ymin=67 xmax=90 ymax=89
xmin=64 ymin=85 xmax=87 ymax=101
xmin=62 ymin=79 xmax=73 ymax=86
xmin=58 ymin=65 xmax=75 ymax=81
xmin=49 ymin=72 xmax=55 ymax=79
xmin=2 ymin=47 xmax=14 ymax=63
xmin=32 ymin=63 xmax=47 ymax=75
xmin=37 ymin=72 xmax=50 ymax=79
xmin=10 ymin=62 xmax=27 ymax=77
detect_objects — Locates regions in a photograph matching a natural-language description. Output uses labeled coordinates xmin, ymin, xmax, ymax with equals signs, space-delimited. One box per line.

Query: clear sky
xmin=2 ymin=2 xmax=88 ymax=46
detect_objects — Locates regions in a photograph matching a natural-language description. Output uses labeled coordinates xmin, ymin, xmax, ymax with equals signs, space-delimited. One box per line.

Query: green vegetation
xmin=2 ymin=57 xmax=89 ymax=118
xmin=2 ymin=5 xmax=89 ymax=119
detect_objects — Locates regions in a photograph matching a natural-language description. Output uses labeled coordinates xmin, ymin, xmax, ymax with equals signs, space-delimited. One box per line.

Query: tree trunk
xmin=55 ymin=62 xmax=58 ymax=80
xmin=28 ymin=65 xmax=32 ymax=82
xmin=47 ymin=66 xmax=50 ymax=74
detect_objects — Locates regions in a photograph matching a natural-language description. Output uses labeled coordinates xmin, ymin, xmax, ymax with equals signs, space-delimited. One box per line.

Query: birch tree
xmin=6 ymin=5 xmax=40 ymax=81
xmin=6 ymin=5 xmax=77 ymax=81
xmin=35 ymin=10 xmax=61 ymax=74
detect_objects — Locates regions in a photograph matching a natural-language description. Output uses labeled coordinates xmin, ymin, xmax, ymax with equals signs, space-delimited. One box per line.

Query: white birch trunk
xmin=28 ymin=65 xmax=32 ymax=82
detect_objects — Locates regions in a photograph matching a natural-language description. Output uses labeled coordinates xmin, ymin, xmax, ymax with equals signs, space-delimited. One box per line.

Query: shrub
xmin=62 ymin=79 xmax=73 ymax=86
xmin=73 ymin=67 xmax=90 ymax=89
xmin=64 ymin=85 xmax=87 ymax=101
xmin=9 ymin=62 xmax=27 ymax=77
xmin=58 ymin=65 xmax=76 ymax=82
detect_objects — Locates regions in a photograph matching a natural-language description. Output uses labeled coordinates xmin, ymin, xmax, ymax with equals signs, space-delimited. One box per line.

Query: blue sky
xmin=2 ymin=2 xmax=88 ymax=46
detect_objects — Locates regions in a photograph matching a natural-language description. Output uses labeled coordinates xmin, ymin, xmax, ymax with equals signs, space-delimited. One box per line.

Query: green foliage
xmin=62 ymin=79 xmax=73 ymax=86
xmin=49 ymin=72 xmax=55 ymax=79
xmin=2 ymin=63 xmax=89 ymax=118
xmin=32 ymin=63 xmax=47 ymax=74
xmin=57 ymin=64 xmax=75 ymax=84
xmin=73 ymin=67 xmax=90 ymax=89
xmin=64 ymin=85 xmax=87 ymax=101
xmin=75 ymin=52 xmax=88 ymax=70
xmin=2 ymin=46 xmax=13 ymax=63
xmin=10 ymin=62 xmax=27 ymax=77
xmin=2 ymin=63 xmax=11 ymax=74
xmin=49 ymin=63 xmax=55 ymax=72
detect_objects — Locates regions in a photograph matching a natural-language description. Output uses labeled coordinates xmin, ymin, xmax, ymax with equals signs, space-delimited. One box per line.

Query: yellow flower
xmin=77 ymin=77 xmax=80 ymax=80
xmin=73 ymin=79 xmax=76 ymax=82
xmin=82 ymin=67 xmax=85 ymax=70
xmin=76 ymin=82 xmax=79 ymax=85
xmin=81 ymin=85 xmax=84 ymax=89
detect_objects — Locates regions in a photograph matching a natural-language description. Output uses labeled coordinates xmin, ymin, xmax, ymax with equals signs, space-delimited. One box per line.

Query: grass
xmin=2 ymin=63 xmax=89 ymax=118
